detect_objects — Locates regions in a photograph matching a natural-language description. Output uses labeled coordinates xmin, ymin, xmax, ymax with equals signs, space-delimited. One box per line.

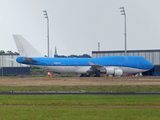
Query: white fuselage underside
xmin=31 ymin=65 xmax=148 ymax=75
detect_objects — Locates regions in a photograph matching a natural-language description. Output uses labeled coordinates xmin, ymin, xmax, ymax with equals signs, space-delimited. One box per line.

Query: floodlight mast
xmin=119 ymin=7 xmax=127 ymax=56
xmin=43 ymin=10 xmax=49 ymax=57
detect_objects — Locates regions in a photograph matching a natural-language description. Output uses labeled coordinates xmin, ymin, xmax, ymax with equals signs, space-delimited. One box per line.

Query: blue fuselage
xmin=16 ymin=56 xmax=154 ymax=70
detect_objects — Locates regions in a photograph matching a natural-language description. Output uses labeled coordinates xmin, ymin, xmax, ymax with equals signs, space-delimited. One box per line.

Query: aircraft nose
xmin=150 ymin=62 xmax=154 ymax=69
xmin=147 ymin=61 xmax=154 ymax=69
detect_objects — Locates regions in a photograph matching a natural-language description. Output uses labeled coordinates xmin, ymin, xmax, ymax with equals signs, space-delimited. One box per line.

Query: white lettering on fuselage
xmin=54 ymin=62 xmax=61 ymax=64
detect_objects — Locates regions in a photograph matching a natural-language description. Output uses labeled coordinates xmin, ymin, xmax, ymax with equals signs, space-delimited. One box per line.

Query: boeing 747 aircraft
xmin=13 ymin=35 xmax=154 ymax=77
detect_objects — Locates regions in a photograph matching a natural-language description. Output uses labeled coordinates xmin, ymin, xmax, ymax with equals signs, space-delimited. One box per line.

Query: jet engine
xmin=114 ymin=68 xmax=123 ymax=76
xmin=101 ymin=67 xmax=123 ymax=76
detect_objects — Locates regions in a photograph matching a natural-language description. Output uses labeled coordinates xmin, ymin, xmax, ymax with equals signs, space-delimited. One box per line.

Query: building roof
xmin=0 ymin=53 xmax=19 ymax=55
xmin=92 ymin=49 xmax=160 ymax=53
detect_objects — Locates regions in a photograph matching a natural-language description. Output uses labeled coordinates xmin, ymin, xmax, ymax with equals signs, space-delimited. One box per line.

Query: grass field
xmin=0 ymin=95 xmax=160 ymax=120
xmin=1 ymin=76 xmax=160 ymax=119
xmin=0 ymin=95 xmax=160 ymax=106
xmin=1 ymin=76 xmax=160 ymax=92
xmin=1 ymin=76 xmax=160 ymax=87
xmin=1 ymin=86 xmax=160 ymax=92
xmin=1 ymin=107 xmax=160 ymax=120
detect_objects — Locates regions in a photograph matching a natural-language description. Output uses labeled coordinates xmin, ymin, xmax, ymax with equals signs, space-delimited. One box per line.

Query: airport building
xmin=0 ymin=53 xmax=30 ymax=76
xmin=92 ymin=49 xmax=160 ymax=76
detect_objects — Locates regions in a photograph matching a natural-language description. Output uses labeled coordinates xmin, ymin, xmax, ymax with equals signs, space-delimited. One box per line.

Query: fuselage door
xmin=119 ymin=63 xmax=122 ymax=67
xmin=45 ymin=62 xmax=48 ymax=70
xmin=137 ymin=63 xmax=140 ymax=69
xmin=75 ymin=62 xmax=78 ymax=68
xmin=124 ymin=57 xmax=128 ymax=62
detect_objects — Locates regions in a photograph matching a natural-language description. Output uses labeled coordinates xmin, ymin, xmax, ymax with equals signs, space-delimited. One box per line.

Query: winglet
xmin=13 ymin=35 xmax=43 ymax=57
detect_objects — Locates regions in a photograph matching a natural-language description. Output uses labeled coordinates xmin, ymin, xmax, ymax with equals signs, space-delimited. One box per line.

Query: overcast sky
xmin=0 ymin=0 xmax=160 ymax=56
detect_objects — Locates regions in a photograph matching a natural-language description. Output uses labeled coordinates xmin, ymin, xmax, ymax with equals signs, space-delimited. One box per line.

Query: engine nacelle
xmin=104 ymin=67 xmax=123 ymax=76
xmin=105 ymin=68 xmax=115 ymax=75
xmin=114 ymin=68 xmax=123 ymax=76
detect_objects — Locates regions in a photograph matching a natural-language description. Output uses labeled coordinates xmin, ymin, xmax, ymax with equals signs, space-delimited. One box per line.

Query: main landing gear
xmin=79 ymin=74 xmax=90 ymax=77
xmin=79 ymin=73 xmax=101 ymax=77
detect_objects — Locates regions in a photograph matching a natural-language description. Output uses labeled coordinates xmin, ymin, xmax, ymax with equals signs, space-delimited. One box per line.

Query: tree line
xmin=68 ymin=54 xmax=91 ymax=58
xmin=0 ymin=50 xmax=91 ymax=58
xmin=0 ymin=50 xmax=18 ymax=54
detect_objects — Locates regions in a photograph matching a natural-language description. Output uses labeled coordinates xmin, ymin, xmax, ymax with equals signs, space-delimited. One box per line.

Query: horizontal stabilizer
xmin=6 ymin=58 xmax=16 ymax=62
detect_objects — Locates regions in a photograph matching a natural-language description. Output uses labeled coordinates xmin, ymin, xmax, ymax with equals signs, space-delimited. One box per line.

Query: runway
xmin=0 ymin=92 xmax=160 ymax=95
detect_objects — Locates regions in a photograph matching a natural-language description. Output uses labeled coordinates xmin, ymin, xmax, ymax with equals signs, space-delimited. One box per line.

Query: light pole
xmin=119 ymin=7 xmax=127 ymax=56
xmin=43 ymin=10 xmax=49 ymax=57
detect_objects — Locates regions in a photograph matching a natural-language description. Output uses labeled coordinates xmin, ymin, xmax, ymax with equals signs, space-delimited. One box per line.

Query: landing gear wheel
xmin=80 ymin=74 xmax=90 ymax=77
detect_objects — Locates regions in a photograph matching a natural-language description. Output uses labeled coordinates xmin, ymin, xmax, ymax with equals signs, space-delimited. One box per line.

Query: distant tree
xmin=7 ymin=50 xmax=13 ymax=54
xmin=68 ymin=55 xmax=78 ymax=58
xmin=0 ymin=50 xmax=5 ymax=54
xmin=30 ymin=66 xmax=47 ymax=75
xmin=68 ymin=54 xmax=91 ymax=58
xmin=14 ymin=52 xmax=19 ymax=54
xmin=79 ymin=54 xmax=91 ymax=58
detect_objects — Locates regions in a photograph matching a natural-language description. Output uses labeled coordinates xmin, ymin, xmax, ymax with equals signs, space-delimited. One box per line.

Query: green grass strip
xmin=0 ymin=107 xmax=160 ymax=120
xmin=1 ymin=86 xmax=160 ymax=92
xmin=0 ymin=95 xmax=160 ymax=106
xmin=1 ymin=95 xmax=160 ymax=120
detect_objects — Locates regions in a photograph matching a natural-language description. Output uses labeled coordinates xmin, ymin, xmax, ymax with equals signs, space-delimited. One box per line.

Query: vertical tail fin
xmin=13 ymin=35 xmax=43 ymax=57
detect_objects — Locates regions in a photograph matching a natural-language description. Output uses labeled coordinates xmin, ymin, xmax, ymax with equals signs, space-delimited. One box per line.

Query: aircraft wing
xmin=88 ymin=61 xmax=106 ymax=71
